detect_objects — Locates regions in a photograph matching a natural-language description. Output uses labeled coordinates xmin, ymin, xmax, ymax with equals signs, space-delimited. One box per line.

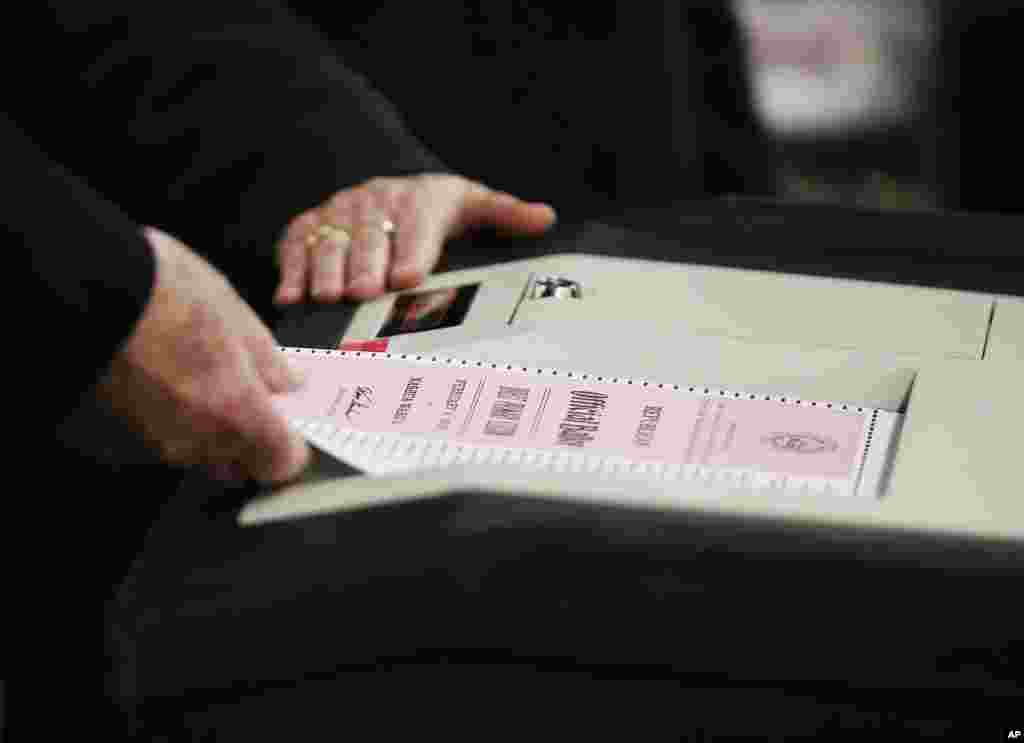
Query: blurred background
xmin=736 ymin=0 xmax=939 ymax=209
xmin=285 ymin=0 xmax=1015 ymax=219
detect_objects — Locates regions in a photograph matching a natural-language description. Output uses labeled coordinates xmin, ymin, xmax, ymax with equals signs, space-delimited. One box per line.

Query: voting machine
xmin=252 ymin=223 xmax=1024 ymax=547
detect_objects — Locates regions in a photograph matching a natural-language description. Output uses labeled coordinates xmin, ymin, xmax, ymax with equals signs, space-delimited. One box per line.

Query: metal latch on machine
xmin=529 ymin=275 xmax=583 ymax=300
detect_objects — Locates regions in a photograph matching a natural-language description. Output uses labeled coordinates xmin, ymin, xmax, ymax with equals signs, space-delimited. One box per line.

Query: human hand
xmin=96 ymin=227 xmax=311 ymax=483
xmin=273 ymin=173 xmax=557 ymax=304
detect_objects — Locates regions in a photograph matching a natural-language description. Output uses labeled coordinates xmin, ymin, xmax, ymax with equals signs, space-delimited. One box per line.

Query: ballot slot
xmin=862 ymin=359 xmax=1024 ymax=540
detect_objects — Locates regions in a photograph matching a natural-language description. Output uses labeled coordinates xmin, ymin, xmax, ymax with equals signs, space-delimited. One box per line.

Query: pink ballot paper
xmin=272 ymin=348 xmax=902 ymax=499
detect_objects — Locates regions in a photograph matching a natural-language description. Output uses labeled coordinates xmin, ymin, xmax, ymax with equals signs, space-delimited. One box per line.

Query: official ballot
xmin=266 ymin=347 xmax=901 ymax=501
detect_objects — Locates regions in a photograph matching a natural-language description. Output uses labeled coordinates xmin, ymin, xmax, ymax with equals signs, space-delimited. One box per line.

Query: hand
xmin=96 ymin=228 xmax=311 ymax=483
xmin=273 ymin=173 xmax=557 ymax=304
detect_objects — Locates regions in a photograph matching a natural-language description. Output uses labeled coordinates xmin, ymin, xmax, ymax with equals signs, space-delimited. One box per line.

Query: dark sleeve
xmin=9 ymin=1 xmax=446 ymax=308
xmin=3 ymin=114 xmax=155 ymax=427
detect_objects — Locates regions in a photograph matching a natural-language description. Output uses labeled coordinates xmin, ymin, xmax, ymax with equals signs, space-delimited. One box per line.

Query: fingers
xmin=193 ymin=354 xmax=309 ymax=484
xmin=232 ymin=383 xmax=311 ymax=483
xmin=248 ymin=333 xmax=306 ymax=395
xmin=276 ymin=213 xmax=356 ymax=305
xmin=112 ymin=229 xmax=311 ymax=485
xmin=345 ymin=222 xmax=393 ymax=298
xmin=232 ymin=310 xmax=310 ymax=482
xmin=274 ymin=237 xmax=309 ymax=305
xmin=323 ymin=185 xmax=397 ymax=299
xmin=453 ymin=183 xmax=557 ymax=237
xmin=309 ymin=231 xmax=349 ymax=303
xmin=274 ymin=212 xmax=317 ymax=305
xmin=388 ymin=179 xmax=555 ymax=289
xmin=272 ymin=175 xmax=557 ymax=306
xmin=388 ymin=204 xmax=446 ymax=291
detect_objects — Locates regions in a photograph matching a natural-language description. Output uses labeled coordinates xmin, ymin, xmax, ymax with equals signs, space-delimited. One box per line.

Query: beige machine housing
xmin=246 ymin=254 xmax=1024 ymax=545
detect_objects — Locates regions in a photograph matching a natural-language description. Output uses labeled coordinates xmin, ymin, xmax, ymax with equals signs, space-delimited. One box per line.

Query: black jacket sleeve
xmin=7 ymin=1 xmax=448 ymax=430
xmin=4 ymin=114 xmax=155 ymax=429
xmin=9 ymin=1 xmax=446 ymax=311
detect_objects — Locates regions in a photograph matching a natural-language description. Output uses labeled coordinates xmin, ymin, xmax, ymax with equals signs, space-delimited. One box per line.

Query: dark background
xmin=284 ymin=1 xmax=783 ymax=219
xmin=13 ymin=3 xmax=1024 ymax=741
xmin=285 ymin=1 xmax=1024 ymax=218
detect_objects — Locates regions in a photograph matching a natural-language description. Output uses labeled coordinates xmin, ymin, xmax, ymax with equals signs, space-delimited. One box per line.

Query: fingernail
xmin=390 ymin=264 xmax=421 ymax=287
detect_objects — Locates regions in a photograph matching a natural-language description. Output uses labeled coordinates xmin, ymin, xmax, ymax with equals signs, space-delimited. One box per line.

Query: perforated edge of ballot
xmin=268 ymin=347 xmax=903 ymax=503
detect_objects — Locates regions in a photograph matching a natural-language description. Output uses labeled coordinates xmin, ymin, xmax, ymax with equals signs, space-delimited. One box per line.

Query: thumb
xmin=248 ymin=334 xmax=307 ymax=395
xmin=452 ymin=184 xmax=557 ymax=238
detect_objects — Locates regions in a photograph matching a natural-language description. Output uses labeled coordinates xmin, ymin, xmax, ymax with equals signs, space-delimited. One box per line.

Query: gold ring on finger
xmin=305 ymin=223 xmax=352 ymax=249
